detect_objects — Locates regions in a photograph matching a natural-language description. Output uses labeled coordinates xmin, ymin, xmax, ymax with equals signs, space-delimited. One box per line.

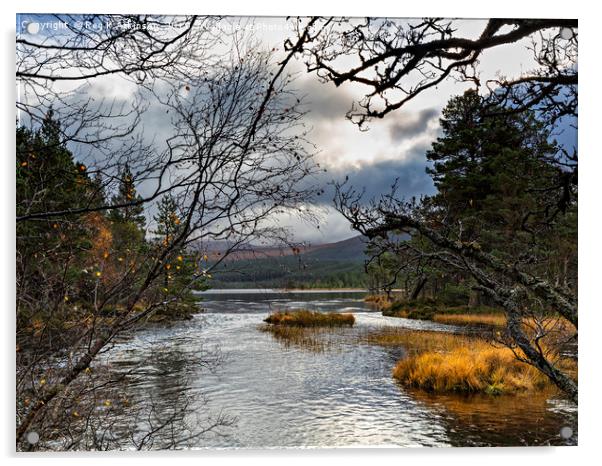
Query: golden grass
xmin=393 ymin=343 xmax=550 ymax=394
xmin=264 ymin=309 xmax=355 ymax=327
xmin=362 ymin=328 xmax=475 ymax=353
xmin=361 ymin=327 xmax=576 ymax=395
xmin=432 ymin=313 xmax=507 ymax=327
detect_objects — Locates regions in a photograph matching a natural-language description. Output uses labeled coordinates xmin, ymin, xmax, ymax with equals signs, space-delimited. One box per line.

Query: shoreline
xmin=195 ymin=288 xmax=375 ymax=294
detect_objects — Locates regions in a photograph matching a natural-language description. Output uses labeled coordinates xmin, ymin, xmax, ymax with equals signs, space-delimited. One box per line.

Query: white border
xmin=2 ymin=2 xmax=599 ymax=465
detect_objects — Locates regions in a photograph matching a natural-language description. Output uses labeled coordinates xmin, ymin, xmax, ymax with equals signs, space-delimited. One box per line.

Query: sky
xmin=17 ymin=15 xmax=578 ymax=245
xmin=240 ymin=17 xmax=577 ymax=243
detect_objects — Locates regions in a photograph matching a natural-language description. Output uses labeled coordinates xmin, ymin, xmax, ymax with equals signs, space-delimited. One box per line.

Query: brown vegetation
xmin=264 ymin=310 xmax=355 ymax=327
xmin=364 ymin=294 xmax=392 ymax=310
xmin=361 ymin=327 xmax=576 ymax=395
xmin=432 ymin=313 xmax=507 ymax=327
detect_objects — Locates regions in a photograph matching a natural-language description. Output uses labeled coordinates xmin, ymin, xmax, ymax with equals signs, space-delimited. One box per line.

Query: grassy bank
xmin=393 ymin=341 xmax=548 ymax=395
xmin=370 ymin=296 xmax=506 ymax=327
xmin=432 ymin=313 xmax=506 ymax=327
xmin=362 ymin=328 xmax=575 ymax=395
xmin=264 ymin=310 xmax=355 ymax=327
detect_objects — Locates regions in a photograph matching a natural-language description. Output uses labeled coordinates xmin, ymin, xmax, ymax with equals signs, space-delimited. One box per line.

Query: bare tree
xmin=16 ymin=19 xmax=320 ymax=450
xmin=289 ymin=17 xmax=578 ymax=215
xmin=16 ymin=15 xmax=223 ymax=221
xmin=289 ymin=18 xmax=577 ymax=127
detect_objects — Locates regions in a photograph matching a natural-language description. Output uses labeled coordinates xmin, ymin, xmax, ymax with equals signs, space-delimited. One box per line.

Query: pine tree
xmin=109 ymin=165 xmax=146 ymax=229
xmin=107 ymin=165 xmax=147 ymax=262
xmin=16 ymin=113 xmax=101 ymax=324
xmin=151 ymin=194 xmax=205 ymax=317
xmin=426 ymin=89 xmax=560 ymax=249
xmin=417 ymin=90 xmax=575 ymax=306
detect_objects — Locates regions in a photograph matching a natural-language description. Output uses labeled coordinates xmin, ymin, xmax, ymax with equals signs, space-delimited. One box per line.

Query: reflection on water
xmin=405 ymin=388 xmax=577 ymax=446
xmin=99 ymin=290 xmax=577 ymax=448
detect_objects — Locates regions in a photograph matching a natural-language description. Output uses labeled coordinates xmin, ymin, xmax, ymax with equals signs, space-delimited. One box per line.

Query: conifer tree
xmin=109 ymin=165 xmax=146 ymax=229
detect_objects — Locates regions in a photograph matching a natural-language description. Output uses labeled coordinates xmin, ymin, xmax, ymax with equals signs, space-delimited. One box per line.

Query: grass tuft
xmin=392 ymin=343 xmax=550 ymax=394
xmin=362 ymin=327 xmax=575 ymax=395
xmin=264 ymin=309 xmax=355 ymax=327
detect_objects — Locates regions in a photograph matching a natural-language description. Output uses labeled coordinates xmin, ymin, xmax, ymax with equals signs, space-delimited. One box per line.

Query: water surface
xmin=102 ymin=290 xmax=577 ymax=448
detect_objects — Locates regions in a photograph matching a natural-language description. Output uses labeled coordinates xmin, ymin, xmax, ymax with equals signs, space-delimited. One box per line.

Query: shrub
xmin=364 ymin=294 xmax=392 ymax=311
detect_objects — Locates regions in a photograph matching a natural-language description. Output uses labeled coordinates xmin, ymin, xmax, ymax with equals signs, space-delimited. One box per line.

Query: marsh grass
xmin=362 ymin=327 xmax=474 ymax=353
xmin=382 ymin=299 xmax=504 ymax=324
xmin=393 ymin=343 xmax=550 ymax=394
xmin=264 ymin=310 xmax=355 ymax=327
xmin=432 ymin=313 xmax=507 ymax=327
xmin=383 ymin=307 xmax=435 ymax=320
xmin=361 ymin=327 xmax=576 ymax=395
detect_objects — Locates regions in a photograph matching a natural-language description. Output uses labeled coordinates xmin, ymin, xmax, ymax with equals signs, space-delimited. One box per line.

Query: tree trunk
xmin=410 ymin=276 xmax=428 ymax=301
xmin=468 ymin=289 xmax=481 ymax=308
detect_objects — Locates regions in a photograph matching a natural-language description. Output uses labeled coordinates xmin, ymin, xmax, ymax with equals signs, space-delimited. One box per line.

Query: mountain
xmin=302 ymin=235 xmax=367 ymax=261
xmin=200 ymin=235 xmax=367 ymax=262
xmin=208 ymin=235 xmax=370 ymax=289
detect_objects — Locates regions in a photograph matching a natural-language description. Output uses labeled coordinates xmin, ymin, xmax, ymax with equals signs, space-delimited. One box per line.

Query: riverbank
xmin=368 ymin=294 xmax=506 ymax=327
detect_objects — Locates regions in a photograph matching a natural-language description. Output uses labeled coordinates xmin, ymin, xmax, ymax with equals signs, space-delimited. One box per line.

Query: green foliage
xmin=426 ymin=89 xmax=562 ymax=250
xmin=109 ymin=165 xmax=146 ymax=229
xmin=151 ymin=194 xmax=207 ymax=308
xmin=211 ymin=255 xmax=368 ymax=289
xmin=16 ymin=115 xmax=200 ymax=347
xmin=383 ymin=301 xmax=435 ymax=320
xmin=396 ymin=90 xmax=578 ymax=304
xmin=16 ymin=112 xmax=103 ymax=322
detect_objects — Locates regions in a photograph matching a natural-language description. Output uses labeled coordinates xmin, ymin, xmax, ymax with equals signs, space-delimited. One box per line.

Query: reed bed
xmin=264 ymin=310 xmax=355 ymax=327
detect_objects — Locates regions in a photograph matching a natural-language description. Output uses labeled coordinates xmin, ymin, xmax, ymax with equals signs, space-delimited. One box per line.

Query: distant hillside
xmin=209 ymin=235 xmax=369 ymax=289
xmin=302 ymin=235 xmax=367 ymax=262
xmin=202 ymin=235 xmax=367 ymax=262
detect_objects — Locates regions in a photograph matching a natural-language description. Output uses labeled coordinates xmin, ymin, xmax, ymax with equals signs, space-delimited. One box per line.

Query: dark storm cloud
xmin=331 ymin=156 xmax=434 ymax=202
xmin=389 ymin=108 xmax=439 ymax=141
xmin=286 ymin=150 xmax=436 ymax=243
xmin=311 ymin=144 xmax=435 ymax=207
